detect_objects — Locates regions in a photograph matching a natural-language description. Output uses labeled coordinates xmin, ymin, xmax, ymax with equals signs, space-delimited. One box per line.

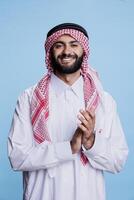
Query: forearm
xmin=8 ymin=138 xmax=74 ymax=171
xmin=81 ymin=94 xmax=129 ymax=173
xmin=8 ymin=92 xmax=74 ymax=171
xmin=82 ymin=129 xmax=128 ymax=173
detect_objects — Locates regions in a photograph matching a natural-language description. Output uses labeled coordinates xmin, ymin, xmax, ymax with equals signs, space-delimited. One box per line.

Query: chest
xmin=48 ymin=87 xmax=85 ymax=141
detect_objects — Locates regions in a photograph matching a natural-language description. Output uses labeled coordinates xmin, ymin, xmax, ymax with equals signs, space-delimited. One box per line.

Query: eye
xmin=71 ymin=43 xmax=79 ymax=48
xmin=71 ymin=44 xmax=78 ymax=47
xmin=53 ymin=43 xmax=64 ymax=49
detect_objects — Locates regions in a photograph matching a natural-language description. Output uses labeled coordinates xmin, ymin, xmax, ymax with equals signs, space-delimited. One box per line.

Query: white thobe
xmin=8 ymin=73 xmax=128 ymax=200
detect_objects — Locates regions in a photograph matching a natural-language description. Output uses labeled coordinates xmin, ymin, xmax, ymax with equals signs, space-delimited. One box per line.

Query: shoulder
xmin=101 ymin=91 xmax=117 ymax=113
xmin=17 ymin=84 xmax=37 ymax=104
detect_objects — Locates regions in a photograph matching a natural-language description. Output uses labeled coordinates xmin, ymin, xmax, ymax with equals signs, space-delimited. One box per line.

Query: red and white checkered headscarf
xmin=31 ymin=28 xmax=100 ymax=165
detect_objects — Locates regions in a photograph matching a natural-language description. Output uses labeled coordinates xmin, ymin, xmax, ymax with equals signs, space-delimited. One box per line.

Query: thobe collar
xmin=50 ymin=73 xmax=84 ymax=98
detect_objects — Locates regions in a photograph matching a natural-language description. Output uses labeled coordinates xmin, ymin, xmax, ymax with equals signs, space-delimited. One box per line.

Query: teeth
xmin=62 ymin=58 xmax=73 ymax=61
xmin=62 ymin=59 xmax=71 ymax=60
xmin=58 ymin=57 xmax=75 ymax=64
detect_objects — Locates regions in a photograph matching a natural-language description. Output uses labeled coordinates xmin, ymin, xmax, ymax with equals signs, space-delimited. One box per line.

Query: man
xmin=8 ymin=23 xmax=128 ymax=200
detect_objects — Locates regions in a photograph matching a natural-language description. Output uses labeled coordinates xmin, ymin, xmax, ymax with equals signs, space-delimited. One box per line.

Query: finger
xmin=78 ymin=114 xmax=95 ymax=133
xmin=81 ymin=127 xmax=92 ymax=140
xmin=79 ymin=109 xmax=91 ymax=121
xmin=78 ymin=123 xmax=92 ymax=139
xmin=78 ymin=123 xmax=88 ymax=133
xmin=77 ymin=115 xmax=89 ymax=127
xmin=79 ymin=109 xmax=95 ymax=123
xmin=86 ymin=108 xmax=95 ymax=119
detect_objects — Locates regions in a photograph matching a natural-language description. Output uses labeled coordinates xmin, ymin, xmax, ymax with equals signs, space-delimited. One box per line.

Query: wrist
xmin=70 ymin=141 xmax=80 ymax=154
xmin=83 ymin=133 xmax=95 ymax=150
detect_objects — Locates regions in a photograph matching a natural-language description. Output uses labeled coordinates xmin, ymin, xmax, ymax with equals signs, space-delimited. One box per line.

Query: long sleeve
xmin=8 ymin=89 xmax=74 ymax=171
xmin=83 ymin=93 xmax=129 ymax=173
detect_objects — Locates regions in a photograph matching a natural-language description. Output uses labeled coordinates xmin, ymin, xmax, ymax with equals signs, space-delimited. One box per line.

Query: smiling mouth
xmin=61 ymin=58 xmax=74 ymax=62
xmin=59 ymin=56 xmax=76 ymax=65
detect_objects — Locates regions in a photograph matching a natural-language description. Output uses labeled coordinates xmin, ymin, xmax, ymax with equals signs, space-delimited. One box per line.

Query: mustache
xmin=58 ymin=53 xmax=77 ymax=59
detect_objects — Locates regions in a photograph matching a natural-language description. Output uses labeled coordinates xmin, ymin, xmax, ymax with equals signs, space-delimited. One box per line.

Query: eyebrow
xmin=54 ymin=40 xmax=80 ymax=45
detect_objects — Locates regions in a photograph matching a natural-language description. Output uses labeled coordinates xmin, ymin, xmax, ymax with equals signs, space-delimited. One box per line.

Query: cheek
xmin=75 ymin=47 xmax=84 ymax=57
xmin=53 ymin=49 xmax=63 ymax=59
xmin=76 ymin=50 xmax=84 ymax=58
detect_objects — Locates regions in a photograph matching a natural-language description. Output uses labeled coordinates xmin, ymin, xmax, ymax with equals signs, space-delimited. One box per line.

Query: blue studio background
xmin=0 ymin=0 xmax=134 ymax=199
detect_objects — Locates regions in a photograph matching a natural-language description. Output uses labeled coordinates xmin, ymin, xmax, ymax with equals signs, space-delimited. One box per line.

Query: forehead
xmin=55 ymin=34 xmax=79 ymax=43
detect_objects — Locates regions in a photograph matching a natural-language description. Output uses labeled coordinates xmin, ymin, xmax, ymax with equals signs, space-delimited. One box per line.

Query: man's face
xmin=51 ymin=35 xmax=84 ymax=74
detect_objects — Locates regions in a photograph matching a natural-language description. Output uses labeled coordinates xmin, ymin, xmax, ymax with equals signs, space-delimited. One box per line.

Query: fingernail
xmin=80 ymin=109 xmax=84 ymax=112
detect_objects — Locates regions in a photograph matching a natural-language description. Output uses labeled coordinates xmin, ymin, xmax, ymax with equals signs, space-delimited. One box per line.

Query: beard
xmin=51 ymin=52 xmax=83 ymax=74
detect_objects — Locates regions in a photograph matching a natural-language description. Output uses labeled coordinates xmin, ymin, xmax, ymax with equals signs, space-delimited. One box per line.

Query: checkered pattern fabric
xmin=31 ymin=29 xmax=100 ymax=165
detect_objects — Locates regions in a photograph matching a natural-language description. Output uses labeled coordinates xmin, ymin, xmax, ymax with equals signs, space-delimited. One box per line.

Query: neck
xmin=54 ymin=70 xmax=81 ymax=86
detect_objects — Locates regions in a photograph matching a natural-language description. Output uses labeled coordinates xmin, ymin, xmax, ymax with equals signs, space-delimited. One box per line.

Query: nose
xmin=62 ymin=44 xmax=71 ymax=54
